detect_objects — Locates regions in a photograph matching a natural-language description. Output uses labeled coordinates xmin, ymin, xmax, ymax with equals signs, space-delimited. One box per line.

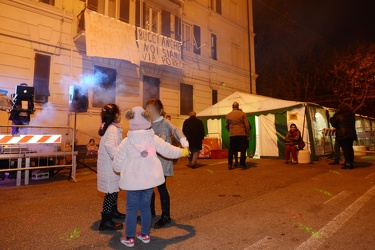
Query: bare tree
xmin=328 ymin=42 xmax=375 ymax=112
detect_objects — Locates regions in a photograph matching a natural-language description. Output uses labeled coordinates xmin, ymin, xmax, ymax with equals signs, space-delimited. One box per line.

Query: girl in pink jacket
xmin=113 ymin=106 xmax=188 ymax=248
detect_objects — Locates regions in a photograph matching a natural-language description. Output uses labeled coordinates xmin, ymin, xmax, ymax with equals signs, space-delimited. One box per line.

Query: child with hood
xmin=97 ymin=104 xmax=125 ymax=231
xmin=113 ymin=106 xmax=189 ymax=248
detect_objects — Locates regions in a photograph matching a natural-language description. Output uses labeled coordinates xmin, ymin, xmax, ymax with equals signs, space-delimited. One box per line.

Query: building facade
xmin=0 ymin=0 xmax=256 ymax=143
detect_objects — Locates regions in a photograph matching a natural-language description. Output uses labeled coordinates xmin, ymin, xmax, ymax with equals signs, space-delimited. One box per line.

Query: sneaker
xmin=120 ymin=236 xmax=135 ymax=248
xmin=136 ymin=232 xmax=151 ymax=244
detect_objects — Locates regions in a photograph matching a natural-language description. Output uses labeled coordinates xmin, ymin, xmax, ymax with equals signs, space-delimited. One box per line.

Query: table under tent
xmin=197 ymin=92 xmax=375 ymax=161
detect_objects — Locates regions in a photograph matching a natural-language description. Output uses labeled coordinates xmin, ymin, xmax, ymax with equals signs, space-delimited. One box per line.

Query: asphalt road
xmin=0 ymin=155 xmax=374 ymax=250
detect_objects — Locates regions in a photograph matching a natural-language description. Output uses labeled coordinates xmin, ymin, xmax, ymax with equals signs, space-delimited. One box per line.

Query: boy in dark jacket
xmin=182 ymin=111 xmax=205 ymax=169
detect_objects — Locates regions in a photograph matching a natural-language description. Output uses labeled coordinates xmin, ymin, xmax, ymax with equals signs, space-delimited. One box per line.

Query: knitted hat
xmin=125 ymin=106 xmax=151 ymax=130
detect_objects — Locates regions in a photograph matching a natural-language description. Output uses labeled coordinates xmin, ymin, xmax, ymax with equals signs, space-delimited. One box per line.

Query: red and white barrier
xmin=0 ymin=135 xmax=61 ymax=144
xmin=322 ymin=128 xmax=336 ymax=137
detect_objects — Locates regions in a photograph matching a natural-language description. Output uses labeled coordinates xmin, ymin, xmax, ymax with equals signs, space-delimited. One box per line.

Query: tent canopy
xmin=197 ymin=92 xmax=304 ymax=118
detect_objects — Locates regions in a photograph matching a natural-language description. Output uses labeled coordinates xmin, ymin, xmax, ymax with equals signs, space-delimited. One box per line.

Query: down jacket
xmin=97 ymin=124 xmax=122 ymax=193
xmin=113 ymin=129 xmax=182 ymax=191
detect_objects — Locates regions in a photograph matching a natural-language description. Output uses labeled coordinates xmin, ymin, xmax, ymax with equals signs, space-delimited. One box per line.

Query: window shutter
xmin=119 ymin=0 xmax=130 ymax=23
xmin=161 ymin=11 xmax=171 ymax=37
xmin=135 ymin=0 xmax=141 ymax=27
xmin=87 ymin=0 xmax=99 ymax=12
xmin=193 ymin=25 xmax=201 ymax=55
xmin=216 ymin=0 xmax=222 ymax=14
xmin=211 ymin=34 xmax=217 ymax=60
xmin=174 ymin=16 xmax=181 ymax=41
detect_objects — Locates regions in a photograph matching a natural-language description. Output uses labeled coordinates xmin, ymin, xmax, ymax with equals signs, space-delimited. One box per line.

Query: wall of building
xmin=0 ymin=0 xmax=256 ymax=144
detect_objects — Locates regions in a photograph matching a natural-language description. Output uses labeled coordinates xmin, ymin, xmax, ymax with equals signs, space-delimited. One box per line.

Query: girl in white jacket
xmin=113 ymin=106 xmax=189 ymax=248
xmin=97 ymin=104 xmax=125 ymax=231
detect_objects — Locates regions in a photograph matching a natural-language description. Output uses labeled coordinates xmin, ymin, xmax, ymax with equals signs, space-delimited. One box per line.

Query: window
xmin=87 ymin=0 xmax=104 ymax=14
xmin=135 ymin=0 xmax=141 ymax=27
xmin=174 ymin=16 xmax=181 ymax=41
xmin=92 ymin=66 xmax=116 ymax=108
xmin=161 ymin=11 xmax=171 ymax=37
xmin=193 ymin=25 xmax=201 ymax=55
xmin=143 ymin=76 xmax=160 ymax=107
xmin=211 ymin=34 xmax=217 ymax=60
xmin=87 ymin=0 xmax=129 ymax=22
xmin=180 ymin=83 xmax=193 ymax=115
xmin=33 ymin=53 xmax=51 ymax=103
xmin=212 ymin=90 xmax=218 ymax=105
xmin=182 ymin=22 xmax=192 ymax=52
xmin=210 ymin=0 xmax=222 ymax=14
xmin=40 ymin=0 xmax=54 ymax=6
xmin=119 ymin=0 xmax=130 ymax=23
xmin=143 ymin=5 xmax=160 ymax=33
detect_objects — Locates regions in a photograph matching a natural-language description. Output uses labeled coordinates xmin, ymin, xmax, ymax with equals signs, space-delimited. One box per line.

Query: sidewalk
xmin=0 ymin=156 xmax=374 ymax=249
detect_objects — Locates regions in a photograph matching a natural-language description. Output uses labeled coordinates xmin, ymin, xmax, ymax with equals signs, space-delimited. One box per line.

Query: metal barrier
xmin=0 ymin=125 xmax=77 ymax=186
xmin=321 ymin=128 xmax=335 ymax=158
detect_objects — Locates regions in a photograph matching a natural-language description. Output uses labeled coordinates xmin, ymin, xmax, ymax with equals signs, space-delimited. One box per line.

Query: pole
xmin=70 ymin=112 xmax=77 ymax=182
xmin=246 ymin=0 xmax=253 ymax=94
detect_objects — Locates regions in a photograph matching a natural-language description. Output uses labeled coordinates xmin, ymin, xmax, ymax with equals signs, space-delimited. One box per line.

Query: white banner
xmin=84 ymin=10 xmax=139 ymax=65
xmin=137 ymin=27 xmax=183 ymax=69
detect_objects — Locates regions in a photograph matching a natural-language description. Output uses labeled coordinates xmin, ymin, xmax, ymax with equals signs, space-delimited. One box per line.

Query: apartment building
xmin=0 ymin=0 xmax=256 ymax=142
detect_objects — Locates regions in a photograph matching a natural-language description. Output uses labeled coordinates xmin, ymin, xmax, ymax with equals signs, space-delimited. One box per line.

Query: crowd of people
xmin=95 ymin=98 xmax=357 ymax=248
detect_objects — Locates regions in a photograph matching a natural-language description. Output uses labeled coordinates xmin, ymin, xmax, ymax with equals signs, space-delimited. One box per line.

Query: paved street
xmin=1 ymin=156 xmax=374 ymax=250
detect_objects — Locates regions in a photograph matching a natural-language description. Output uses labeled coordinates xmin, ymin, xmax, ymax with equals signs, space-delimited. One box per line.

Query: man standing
xmin=226 ymin=102 xmax=251 ymax=170
xmin=330 ymin=102 xmax=357 ymax=169
xmin=183 ymin=111 xmax=205 ymax=169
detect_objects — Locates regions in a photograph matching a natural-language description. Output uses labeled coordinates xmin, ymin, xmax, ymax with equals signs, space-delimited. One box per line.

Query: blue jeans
xmin=125 ymin=188 xmax=154 ymax=238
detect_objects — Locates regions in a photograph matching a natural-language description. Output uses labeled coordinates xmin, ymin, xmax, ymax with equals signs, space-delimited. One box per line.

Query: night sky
xmin=254 ymin=0 xmax=375 ymax=46
xmin=253 ymin=0 xmax=375 ymax=105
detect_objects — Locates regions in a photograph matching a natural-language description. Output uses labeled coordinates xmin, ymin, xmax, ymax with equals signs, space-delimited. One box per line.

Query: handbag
xmin=295 ymin=140 xmax=305 ymax=150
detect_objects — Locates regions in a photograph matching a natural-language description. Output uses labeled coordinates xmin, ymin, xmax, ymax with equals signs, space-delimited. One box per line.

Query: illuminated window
xmin=180 ymin=83 xmax=193 ymax=115
xmin=33 ymin=54 xmax=51 ymax=103
xmin=87 ymin=0 xmax=130 ymax=23
xmin=92 ymin=66 xmax=116 ymax=108
xmin=143 ymin=5 xmax=160 ymax=33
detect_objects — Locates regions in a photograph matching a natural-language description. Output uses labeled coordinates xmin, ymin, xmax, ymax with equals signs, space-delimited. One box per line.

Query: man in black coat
xmin=330 ymin=102 xmax=357 ymax=169
xmin=183 ymin=111 xmax=205 ymax=169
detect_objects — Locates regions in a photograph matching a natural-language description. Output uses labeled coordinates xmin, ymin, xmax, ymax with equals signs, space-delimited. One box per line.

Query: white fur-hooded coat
xmin=97 ymin=124 xmax=122 ymax=193
xmin=113 ymin=129 xmax=182 ymax=191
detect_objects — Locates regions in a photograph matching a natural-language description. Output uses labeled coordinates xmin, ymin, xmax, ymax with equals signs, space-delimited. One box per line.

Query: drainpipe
xmin=246 ymin=0 xmax=253 ymax=94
